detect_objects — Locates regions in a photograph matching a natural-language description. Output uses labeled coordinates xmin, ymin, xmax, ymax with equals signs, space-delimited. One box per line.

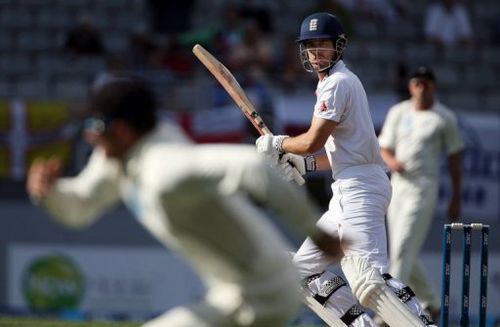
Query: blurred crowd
xmin=52 ymin=0 xmax=500 ymax=111
xmin=0 ymin=0 xmax=499 ymax=181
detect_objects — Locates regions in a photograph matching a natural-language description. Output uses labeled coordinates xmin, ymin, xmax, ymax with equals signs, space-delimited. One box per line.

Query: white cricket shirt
xmin=313 ymin=60 xmax=385 ymax=179
xmin=378 ymin=99 xmax=464 ymax=179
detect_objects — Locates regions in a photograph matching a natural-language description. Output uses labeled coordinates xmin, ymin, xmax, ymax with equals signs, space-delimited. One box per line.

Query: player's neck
xmin=318 ymin=71 xmax=328 ymax=81
xmin=414 ymin=98 xmax=434 ymax=110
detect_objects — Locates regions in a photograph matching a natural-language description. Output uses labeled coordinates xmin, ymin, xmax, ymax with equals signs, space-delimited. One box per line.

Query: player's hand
xmin=255 ymin=134 xmax=288 ymax=157
xmin=280 ymin=153 xmax=317 ymax=175
xmin=26 ymin=157 xmax=62 ymax=201
xmin=280 ymin=153 xmax=306 ymax=175
xmin=387 ymin=159 xmax=405 ymax=173
xmin=276 ymin=161 xmax=296 ymax=182
xmin=271 ymin=160 xmax=305 ymax=185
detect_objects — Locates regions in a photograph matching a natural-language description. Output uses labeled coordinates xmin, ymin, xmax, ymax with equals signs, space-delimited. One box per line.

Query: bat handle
xmin=261 ymin=126 xmax=272 ymax=135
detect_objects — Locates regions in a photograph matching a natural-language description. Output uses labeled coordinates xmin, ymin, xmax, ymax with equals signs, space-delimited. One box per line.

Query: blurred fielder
xmin=26 ymin=80 xmax=345 ymax=327
xmin=379 ymin=66 xmax=464 ymax=320
xmin=257 ymin=12 xmax=436 ymax=326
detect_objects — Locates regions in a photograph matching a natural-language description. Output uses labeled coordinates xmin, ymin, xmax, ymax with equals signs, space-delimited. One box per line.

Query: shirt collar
xmin=327 ymin=60 xmax=345 ymax=76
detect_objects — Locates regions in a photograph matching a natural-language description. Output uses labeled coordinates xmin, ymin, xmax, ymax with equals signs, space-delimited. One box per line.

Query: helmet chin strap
xmin=316 ymin=60 xmax=336 ymax=73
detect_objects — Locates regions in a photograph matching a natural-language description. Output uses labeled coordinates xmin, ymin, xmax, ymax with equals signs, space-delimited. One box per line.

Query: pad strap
xmin=304 ymin=273 xmax=347 ymax=305
xmin=340 ymin=304 xmax=364 ymax=325
xmin=420 ymin=314 xmax=434 ymax=325
xmin=382 ymin=273 xmax=416 ymax=303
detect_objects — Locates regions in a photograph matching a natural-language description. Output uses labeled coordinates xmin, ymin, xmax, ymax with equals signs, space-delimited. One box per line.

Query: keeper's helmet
xmin=297 ymin=12 xmax=347 ymax=73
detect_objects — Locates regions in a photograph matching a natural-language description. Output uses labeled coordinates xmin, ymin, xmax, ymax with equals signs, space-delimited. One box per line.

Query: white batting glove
xmin=278 ymin=161 xmax=306 ymax=185
xmin=255 ymin=134 xmax=289 ymax=157
xmin=276 ymin=161 xmax=296 ymax=183
xmin=280 ymin=153 xmax=317 ymax=175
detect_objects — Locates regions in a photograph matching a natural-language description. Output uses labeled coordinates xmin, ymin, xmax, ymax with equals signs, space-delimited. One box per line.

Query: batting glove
xmin=256 ymin=134 xmax=289 ymax=157
xmin=280 ymin=153 xmax=316 ymax=175
xmin=274 ymin=161 xmax=305 ymax=185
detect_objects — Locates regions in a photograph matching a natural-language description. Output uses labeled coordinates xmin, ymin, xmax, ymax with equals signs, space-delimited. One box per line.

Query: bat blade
xmin=192 ymin=44 xmax=271 ymax=135
xmin=192 ymin=44 xmax=305 ymax=186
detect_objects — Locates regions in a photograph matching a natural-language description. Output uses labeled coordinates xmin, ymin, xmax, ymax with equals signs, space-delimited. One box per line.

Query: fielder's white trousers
xmin=142 ymin=267 xmax=300 ymax=327
xmin=387 ymin=173 xmax=440 ymax=310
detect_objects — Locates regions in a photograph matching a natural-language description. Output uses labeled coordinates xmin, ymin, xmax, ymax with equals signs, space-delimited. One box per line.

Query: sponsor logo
xmin=22 ymin=254 xmax=84 ymax=310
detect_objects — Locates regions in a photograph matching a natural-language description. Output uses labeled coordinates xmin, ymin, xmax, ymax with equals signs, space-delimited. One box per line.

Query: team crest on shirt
xmin=319 ymin=101 xmax=328 ymax=112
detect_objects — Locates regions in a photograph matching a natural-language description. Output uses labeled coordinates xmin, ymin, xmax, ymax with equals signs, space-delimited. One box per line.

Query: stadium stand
xmin=0 ymin=0 xmax=497 ymax=112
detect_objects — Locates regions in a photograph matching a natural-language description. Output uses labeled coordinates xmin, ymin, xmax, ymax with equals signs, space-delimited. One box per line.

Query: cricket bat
xmin=192 ymin=44 xmax=305 ymax=185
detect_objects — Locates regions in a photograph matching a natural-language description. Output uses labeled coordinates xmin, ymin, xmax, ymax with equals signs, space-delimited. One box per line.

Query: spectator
xmin=228 ymin=19 xmax=274 ymax=76
xmin=313 ymin=0 xmax=355 ymax=37
xmin=378 ymin=66 xmax=464 ymax=321
xmin=63 ymin=15 xmax=105 ymax=56
xmin=281 ymin=36 xmax=316 ymax=92
xmin=147 ymin=0 xmax=194 ymax=34
xmin=338 ymin=0 xmax=398 ymax=22
xmin=393 ymin=61 xmax=411 ymax=101
xmin=491 ymin=14 xmax=500 ymax=44
xmin=176 ymin=3 xmax=244 ymax=63
xmin=151 ymin=35 xmax=194 ymax=75
xmin=424 ymin=0 xmax=473 ymax=48
xmin=125 ymin=29 xmax=158 ymax=70
xmin=92 ymin=55 xmax=127 ymax=91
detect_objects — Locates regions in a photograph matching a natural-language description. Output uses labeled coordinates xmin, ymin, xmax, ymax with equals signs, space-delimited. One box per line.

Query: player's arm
xmin=380 ymin=147 xmax=405 ymax=173
xmin=257 ymin=117 xmax=336 ymax=175
xmin=27 ymin=149 xmax=120 ymax=228
xmin=282 ymin=117 xmax=338 ymax=155
xmin=379 ymin=106 xmax=405 ymax=173
xmin=447 ymin=151 xmax=462 ymax=222
xmin=315 ymin=154 xmax=331 ymax=171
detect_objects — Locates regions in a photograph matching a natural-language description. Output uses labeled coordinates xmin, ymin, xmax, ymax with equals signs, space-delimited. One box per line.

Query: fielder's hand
xmin=26 ymin=157 xmax=62 ymax=201
xmin=255 ymin=134 xmax=288 ymax=157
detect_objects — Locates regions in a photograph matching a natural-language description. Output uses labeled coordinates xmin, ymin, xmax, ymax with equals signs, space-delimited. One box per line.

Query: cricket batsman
xmin=256 ymin=12 xmax=437 ymax=326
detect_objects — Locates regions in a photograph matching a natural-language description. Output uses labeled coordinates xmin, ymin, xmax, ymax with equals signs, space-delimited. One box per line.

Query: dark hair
xmin=409 ymin=66 xmax=436 ymax=83
xmin=88 ymin=79 xmax=157 ymax=134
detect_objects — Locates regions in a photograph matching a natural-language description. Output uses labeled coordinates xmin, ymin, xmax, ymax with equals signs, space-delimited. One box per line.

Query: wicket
xmin=441 ymin=223 xmax=489 ymax=327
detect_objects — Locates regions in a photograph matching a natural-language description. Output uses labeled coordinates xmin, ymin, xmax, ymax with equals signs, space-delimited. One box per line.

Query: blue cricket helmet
xmin=297 ymin=12 xmax=348 ymax=73
xmin=297 ymin=12 xmax=346 ymax=44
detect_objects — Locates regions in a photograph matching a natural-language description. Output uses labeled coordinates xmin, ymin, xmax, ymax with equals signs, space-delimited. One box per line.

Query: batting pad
xmin=341 ymin=255 xmax=426 ymax=326
xmin=300 ymin=287 xmax=347 ymax=327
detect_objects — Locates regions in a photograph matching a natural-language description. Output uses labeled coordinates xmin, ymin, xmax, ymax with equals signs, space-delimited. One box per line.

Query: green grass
xmin=0 ymin=317 xmax=141 ymax=327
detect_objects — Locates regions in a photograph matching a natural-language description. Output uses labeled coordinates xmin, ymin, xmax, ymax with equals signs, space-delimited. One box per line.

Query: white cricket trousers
xmin=294 ymin=164 xmax=392 ymax=276
xmin=293 ymin=165 xmax=391 ymax=326
xmin=387 ymin=173 xmax=440 ymax=310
